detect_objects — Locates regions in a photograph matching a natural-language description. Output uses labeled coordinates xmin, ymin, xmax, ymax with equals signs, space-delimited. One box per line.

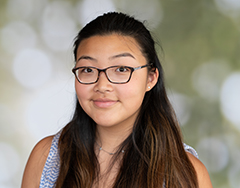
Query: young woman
xmin=21 ymin=12 xmax=212 ymax=188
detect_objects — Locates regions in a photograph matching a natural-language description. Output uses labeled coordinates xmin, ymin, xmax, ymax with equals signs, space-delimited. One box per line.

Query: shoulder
xmin=187 ymin=152 xmax=213 ymax=188
xmin=21 ymin=135 xmax=54 ymax=188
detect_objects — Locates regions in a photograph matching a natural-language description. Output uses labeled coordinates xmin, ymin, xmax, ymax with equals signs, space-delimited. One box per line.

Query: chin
xmin=92 ymin=115 xmax=119 ymax=127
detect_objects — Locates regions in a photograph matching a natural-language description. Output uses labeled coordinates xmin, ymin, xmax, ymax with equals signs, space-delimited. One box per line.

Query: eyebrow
xmin=77 ymin=52 xmax=135 ymax=63
xmin=77 ymin=56 xmax=96 ymax=62
xmin=109 ymin=53 xmax=135 ymax=60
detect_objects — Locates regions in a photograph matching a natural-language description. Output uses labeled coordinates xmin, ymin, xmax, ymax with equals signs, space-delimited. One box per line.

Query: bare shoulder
xmin=187 ymin=152 xmax=213 ymax=188
xmin=21 ymin=135 xmax=54 ymax=188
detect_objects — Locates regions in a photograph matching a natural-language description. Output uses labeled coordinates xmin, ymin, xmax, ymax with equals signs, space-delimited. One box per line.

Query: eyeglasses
xmin=72 ymin=64 xmax=152 ymax=84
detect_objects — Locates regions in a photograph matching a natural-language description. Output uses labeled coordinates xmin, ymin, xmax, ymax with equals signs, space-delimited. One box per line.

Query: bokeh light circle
xmin=214 ymin=0 xmax=240 ymax=17
xmin=0 ymin=184 xmax=15 ymax=188
xmin=41 ymin=1 xmax=77 ymax=51
xmin=0 ymin=104 xmax=17 ymax=136
xmin=25 ymin=82 xmax=75 ymax=140
xmin=196 ymin=137 xmax=229 ymax=172
xmin=168 ymin=92 xmax=191 ymax=126
xmin=0 ymin=21 xmax=37 ymax=54
xmin=6 ymin=0 xmax=33 ymax=20
xmin=0 ymin=143 xmax=20 ymax=182
xmin=220 ymin=72 xmax=240 ymax=129
xmin=76 ymin=0 xmax=116 ymax=26
xmin=228 ymin=162 xmax=240 ymax=188
xmin=13 ymin=49 xmax=52 ymax=89
xmin=6 ymin=0 xmax=48 ymax=22
xmin=192 ymin=60 xmax=231 ymax=102
xmin=116 ymin=0 xmax=163 ymax=28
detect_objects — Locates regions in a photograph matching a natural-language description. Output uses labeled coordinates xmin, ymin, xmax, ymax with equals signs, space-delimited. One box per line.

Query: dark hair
xmin=55 ymin=12 xmax=198 ymax=188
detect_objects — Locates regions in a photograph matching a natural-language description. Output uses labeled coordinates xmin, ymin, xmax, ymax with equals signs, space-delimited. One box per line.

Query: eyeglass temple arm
xmin=133 ymin=64 xmax=153 ymax=71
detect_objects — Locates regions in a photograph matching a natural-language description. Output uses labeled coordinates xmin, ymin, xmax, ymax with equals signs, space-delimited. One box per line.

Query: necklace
xmin=96 ymin=142 xmax=125 ymax=155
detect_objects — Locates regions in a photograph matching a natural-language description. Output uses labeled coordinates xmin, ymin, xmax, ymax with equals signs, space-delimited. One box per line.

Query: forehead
xmin=76 ymin=34 xmax=143 ymax=58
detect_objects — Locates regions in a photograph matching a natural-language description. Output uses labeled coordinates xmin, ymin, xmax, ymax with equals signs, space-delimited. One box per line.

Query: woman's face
xmin=75 ymin=34 xmax=158 ymax=132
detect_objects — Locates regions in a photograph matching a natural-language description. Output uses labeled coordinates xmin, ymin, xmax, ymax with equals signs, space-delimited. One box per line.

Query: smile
xmin=93 ymin=99 xmax=118 ymax=108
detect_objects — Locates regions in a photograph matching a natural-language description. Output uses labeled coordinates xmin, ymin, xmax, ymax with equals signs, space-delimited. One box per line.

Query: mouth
xmin=93 ymin=99 xmax=118 ymax=108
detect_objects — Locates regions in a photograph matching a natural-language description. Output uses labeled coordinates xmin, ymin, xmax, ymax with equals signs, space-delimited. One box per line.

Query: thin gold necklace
xmin=96 ymin=142 xmax=124 ymax=155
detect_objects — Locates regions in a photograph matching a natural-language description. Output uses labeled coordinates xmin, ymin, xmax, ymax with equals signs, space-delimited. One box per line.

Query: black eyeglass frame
xmin=72 ymin=64 xmax=153 ymax=84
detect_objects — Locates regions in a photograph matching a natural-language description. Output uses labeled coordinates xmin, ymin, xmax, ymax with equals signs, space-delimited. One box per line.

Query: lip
xmin=93 ymin=98 xmax=118 ymax=108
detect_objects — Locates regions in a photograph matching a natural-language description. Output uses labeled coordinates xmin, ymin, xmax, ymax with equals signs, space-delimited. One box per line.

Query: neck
xmin=96 ymin=125 xmax=132 ymax=154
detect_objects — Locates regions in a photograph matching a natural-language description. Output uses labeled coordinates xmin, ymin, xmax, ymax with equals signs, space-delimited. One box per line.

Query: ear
xmin=146 ymin=68 xmax=159 ymax=92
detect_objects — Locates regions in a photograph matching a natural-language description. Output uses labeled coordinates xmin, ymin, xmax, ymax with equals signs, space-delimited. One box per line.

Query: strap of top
xmin=39 ymin=131 xmax=61 ymax=188
xmin=183 ymin=143 xmax=199 ymax=158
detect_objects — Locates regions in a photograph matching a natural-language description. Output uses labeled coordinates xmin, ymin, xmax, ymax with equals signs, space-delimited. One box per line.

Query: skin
xmin=21 ymin=34 xmax=213 ymax=188
xmin=75 ymin=34 xmax=158 ymax=151
xmin=21 ymin=135 xmax=53 ymax=188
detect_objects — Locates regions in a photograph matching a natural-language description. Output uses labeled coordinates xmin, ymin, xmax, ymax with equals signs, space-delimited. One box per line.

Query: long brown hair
xmin=55 ymin=12 xmax=198 ymax=188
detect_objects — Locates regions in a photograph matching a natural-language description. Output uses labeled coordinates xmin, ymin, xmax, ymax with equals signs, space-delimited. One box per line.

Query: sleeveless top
xmin=39 ymin=131 xmax=198 ymax=188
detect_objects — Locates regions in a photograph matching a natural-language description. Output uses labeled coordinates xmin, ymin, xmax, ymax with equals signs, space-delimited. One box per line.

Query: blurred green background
xmin=1 ymin=0 xmax=240 ymax=187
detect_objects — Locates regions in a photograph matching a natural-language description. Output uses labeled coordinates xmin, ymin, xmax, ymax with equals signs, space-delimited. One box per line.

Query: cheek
xmin=75 ymin=82 xmax=90 ymax=104
xmin=118 ymin=78 xmax=147 ymax=103
xmin=127 ymin=75 xmax=148 ymax=94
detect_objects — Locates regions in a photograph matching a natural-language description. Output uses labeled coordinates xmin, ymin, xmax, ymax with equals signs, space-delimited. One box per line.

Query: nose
xmin=94 ymin=71 xmax=113 ymax=93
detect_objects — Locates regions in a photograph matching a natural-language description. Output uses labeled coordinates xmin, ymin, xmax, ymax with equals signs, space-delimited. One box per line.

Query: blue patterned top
xmin=39 ymin=131 xmax=198 ymax=188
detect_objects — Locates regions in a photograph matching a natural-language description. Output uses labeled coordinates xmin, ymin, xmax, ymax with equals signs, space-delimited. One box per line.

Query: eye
xmin=116 ymin=66 xmax=130 ymax=72
xmin=81 ymin=67 xmax=94 ymax=73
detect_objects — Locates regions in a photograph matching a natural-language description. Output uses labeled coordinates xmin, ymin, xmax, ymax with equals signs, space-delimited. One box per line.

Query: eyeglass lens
xmin=75 ymin=66 xmax=132 ymax=84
